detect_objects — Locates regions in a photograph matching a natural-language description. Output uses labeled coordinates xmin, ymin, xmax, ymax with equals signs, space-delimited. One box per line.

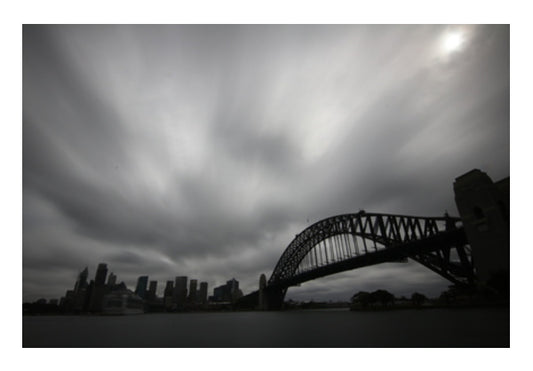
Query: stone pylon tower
xmin=453 ymin=169 xmax=509 ymax=288
xmin=258 ymin=274 xmax=267 ymax=310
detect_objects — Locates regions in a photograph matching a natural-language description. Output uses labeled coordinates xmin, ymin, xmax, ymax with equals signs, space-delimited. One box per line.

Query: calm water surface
xmin=23 ymin=307 xmax=509 ymax=347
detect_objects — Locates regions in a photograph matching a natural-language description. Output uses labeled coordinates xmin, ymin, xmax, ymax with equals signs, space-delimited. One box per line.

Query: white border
xmin=3 ymin=1 xmax=529 ymax=370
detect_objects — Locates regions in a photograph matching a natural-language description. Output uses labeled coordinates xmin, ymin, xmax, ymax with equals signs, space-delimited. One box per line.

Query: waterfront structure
xmin=102 ymin=287 xmax=144 ymax=315
xmin=135 ymin=276 xmax=149 ymax=299
xmin=453 ymin=169 xmax=510 ymax=285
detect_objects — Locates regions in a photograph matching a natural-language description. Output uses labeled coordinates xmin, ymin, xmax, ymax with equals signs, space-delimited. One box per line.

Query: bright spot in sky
xmin=443 ymin=32 xmax=464 ymax=53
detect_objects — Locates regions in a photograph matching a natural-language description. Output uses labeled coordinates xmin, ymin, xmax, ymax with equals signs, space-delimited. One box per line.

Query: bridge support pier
xmin=263 ymin=287 xmax=286 ymax=310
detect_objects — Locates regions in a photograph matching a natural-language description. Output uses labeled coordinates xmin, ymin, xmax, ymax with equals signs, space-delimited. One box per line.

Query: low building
xmin=102 ymin=288 xmax=144 ymax=315
xmin=211 ymin=278 xmax=243 ymax=303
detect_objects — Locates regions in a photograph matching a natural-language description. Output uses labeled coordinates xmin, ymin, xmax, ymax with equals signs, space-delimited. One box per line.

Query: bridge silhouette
xmin=238 ymin=211 xmax=475 ymax=310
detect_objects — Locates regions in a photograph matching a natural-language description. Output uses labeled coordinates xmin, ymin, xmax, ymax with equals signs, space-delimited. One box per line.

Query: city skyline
xmin=23 ymin=25 xmax=509 ymax=303
xmin=25 ymin=260 xmax=251 ymax=311
xmin=30 ymin=261 xmax=222 ymax=304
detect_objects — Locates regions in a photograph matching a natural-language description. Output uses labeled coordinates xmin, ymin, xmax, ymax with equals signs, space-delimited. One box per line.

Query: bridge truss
xmin=267 ymin=211 xmax=475 ymax=293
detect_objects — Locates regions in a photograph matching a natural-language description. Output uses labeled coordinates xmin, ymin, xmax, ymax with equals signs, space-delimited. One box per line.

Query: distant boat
xmin=102 ymin=290 xmax=144 ymax=315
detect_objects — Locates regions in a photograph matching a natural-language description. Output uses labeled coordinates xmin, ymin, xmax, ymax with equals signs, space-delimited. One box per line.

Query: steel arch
xmin=267 ymin=211 xmax=474 ymax=289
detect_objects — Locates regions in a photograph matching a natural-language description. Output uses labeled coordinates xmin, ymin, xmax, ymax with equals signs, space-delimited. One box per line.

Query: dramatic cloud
xmin=23 ymin=25 xmax=509 ymax=302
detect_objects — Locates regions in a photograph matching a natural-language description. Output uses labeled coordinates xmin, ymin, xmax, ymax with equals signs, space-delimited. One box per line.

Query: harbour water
xmin=23 ymin=307 xmax=509 ymax=347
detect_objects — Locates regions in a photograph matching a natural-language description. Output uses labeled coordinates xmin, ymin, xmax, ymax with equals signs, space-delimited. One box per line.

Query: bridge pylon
xmin=262 ymin=286 xmax=286 ymax=310
xmin=258 ymin=273 xmax=285 ymax=310
xmin=258 ymin=274 xmax=266 ymax=310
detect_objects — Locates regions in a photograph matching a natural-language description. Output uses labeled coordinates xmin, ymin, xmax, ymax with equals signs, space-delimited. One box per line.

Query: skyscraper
xmin=107 ymin=272 xmax=117 ymax=287
xmin=74 ymin=267 xmax=88 ymax=293
xmin=226 ymin=278 xmax=239 ymax=292
xmin=89 ymin=263 xmax=109 ymax=312
xmin=174 ymin=276 xmax=188 ymax=308
xmin=94 ymin=263 xmax=108 ymax=287
xmin=135 ymin=276 xmax=149 ymax=299
xmin=164 ymin=281 xmax=174 ymax=310
xmin=188 ymin=279 xmax=198 ymax=304
xmin=148 ymin=280 xmax=157 ymax=300
xmin=198 ymin=282 xmax=208 ymax=305
xmin=213 ymin=284 xmax=226 ymax=302
xmin=73 ymin=267 xmax=89 ymax=312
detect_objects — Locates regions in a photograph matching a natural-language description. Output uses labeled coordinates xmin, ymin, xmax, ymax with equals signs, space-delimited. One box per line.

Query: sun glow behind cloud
xmin=444 ymin=32 xmax=464 ymax=52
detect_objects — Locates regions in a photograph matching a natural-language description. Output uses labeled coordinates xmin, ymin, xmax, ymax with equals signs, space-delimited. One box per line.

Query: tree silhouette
xmin=411 ymin=292 xmax=427 ymax=307
xmin=371 ymin=289 xmax=395 ymax=307
xmin=352 ymin=290 xmax=395 ymax=309
xmin=351 ymin=291 xmax=372 ymax=308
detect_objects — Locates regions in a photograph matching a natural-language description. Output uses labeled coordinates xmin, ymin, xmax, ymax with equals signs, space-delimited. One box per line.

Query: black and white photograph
xmin=22 ymin=23 xmax=510 ymax=348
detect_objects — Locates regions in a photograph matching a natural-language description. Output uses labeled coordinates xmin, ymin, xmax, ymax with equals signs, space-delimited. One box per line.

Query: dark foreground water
xmin=23 ymin=307 xmax=509 ymax=347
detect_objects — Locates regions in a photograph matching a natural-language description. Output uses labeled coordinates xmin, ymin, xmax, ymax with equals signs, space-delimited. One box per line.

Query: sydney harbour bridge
xmin=238 ymin=169 xmax=509 ymax=310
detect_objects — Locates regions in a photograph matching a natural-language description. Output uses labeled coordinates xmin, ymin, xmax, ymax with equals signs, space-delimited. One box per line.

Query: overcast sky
xmin=23 ymin=24 xmax=509 ymax=302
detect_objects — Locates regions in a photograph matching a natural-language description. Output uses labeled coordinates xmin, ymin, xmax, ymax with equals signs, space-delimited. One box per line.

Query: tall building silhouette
xmin=72 ymin=267 xmax=89 ymax=312
xmin=94 ymin=263 xmax=108 ymax=286
xmin=89 ymin=263 xmax=108 ymax=312
xmin=54 ymin=265 xmax=215 ymax=313
xmin=86 ymin=280 xmax=96 ymax=312
xmin=164 ymin=280 xmax=174 ymax=309
xmin=198 ymin=282 xmax=208 ymax=305
xmin=135 ymin=276 xmax=149 ymax=299
xmin=174 ymin=276 xmax=188 ymax=308
xmin=188 ymin=279 xmax=198 ymax=304
xmin=212 ymin=278 xmax=242 ymax=303
xmin=147 ymin=280 xmax=157 ymax=300
xmin=227 ymin=278 xmax=239 ymax=292
xmin=107 ymin=272 xmax=117 ymax=287
xmin=74 ymin=267 xmax=88 ymax=293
